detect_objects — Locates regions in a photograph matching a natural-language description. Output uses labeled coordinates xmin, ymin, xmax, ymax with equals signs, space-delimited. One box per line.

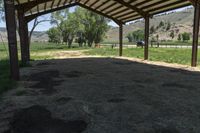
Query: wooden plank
xmin=26 ymin=3 xmax=77 ymax=22
xmin=18 ymin=9 xmax=29 ymax=65
xmin=191 ymin=2 xmax=200 ymax=66
xmin=4 ymin=0 xmax=20 ymax=80
xmin=144 ymin=16 xmax=149 ymax=60
xmin=119 ymin=23 xmax=123 ymax=56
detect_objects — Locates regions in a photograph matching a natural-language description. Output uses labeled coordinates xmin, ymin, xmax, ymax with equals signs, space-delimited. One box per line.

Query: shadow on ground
xmin=1 ymin=57 xmax=200 ymax=133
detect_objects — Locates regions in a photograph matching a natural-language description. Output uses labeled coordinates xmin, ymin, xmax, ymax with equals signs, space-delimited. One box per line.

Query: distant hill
xmin=105 ymin=7 xmax=195 ymax=42
xmin=0 ymin=28 xmax=48 ymax=42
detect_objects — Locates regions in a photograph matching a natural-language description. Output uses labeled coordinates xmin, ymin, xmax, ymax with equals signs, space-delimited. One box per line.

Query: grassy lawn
xmin=84 ymin=47 xmax=200 ymax=66
xmin=0 ymin=42 xmax=200 ymax=95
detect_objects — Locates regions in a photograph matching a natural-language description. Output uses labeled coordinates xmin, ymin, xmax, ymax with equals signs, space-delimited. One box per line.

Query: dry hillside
xmin=106 ymin=7 xmax=195 ymax=42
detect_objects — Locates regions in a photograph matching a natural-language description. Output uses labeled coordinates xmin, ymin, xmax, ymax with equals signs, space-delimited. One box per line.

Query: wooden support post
xmin=119 ymin=23 xmax=123 ymax=56
xmin=4 ymin=0 xmax=20 ymax=80
xmin=18 ymin=9 xmax=29 ymax=65
xmin=144 ymin=16 xmax=150 ymax=60
xmin=191 ymin=1 xmax=200 ymax=67
xmin=24 ymin=23 xmax=30 ymax=61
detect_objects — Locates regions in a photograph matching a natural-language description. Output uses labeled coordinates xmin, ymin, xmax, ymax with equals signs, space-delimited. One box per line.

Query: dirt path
xmin=1 ymin=54 xmax=200 ymax=133
xmin=51 ymin=50 xmax=200 ymax=72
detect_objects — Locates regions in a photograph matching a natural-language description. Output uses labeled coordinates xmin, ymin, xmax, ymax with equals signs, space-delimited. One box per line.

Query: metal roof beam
xmin=112 ymin=0 xmax=148 ymax=18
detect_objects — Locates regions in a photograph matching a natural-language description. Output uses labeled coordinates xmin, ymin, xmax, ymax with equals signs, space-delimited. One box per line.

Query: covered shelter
xmin=3 ymin=0 xmax=200 ymax=80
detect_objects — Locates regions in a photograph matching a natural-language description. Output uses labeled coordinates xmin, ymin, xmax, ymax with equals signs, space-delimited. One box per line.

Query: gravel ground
xmin=1 ymin=57 xmax=200 ymax=133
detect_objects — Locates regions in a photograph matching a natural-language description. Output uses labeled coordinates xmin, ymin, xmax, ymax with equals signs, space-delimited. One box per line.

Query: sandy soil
xmin=1 ymin=55 xmax=200 ymax=133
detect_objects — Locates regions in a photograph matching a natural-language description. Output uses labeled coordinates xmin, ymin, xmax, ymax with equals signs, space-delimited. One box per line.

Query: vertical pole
xmin=24 ymin=21 xmax=30 ymax=61
xmin=191 ymin=2 xmax=200 ymax=67
xmin=144 ymin=16 xmax=150 ymax=60
xmin=119 ymin=23 xmax=123 ymax=56
xmin=4 ymin=0 xmax=20 ymax=80
xmin=18 ymin=9 xmax=29 ymax=65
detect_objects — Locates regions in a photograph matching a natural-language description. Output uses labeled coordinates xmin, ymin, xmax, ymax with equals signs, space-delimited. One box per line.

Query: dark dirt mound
xmin=27 ymin=70 xmax=63 ymax=94
xmin=65 ymin=71 xmax=84 ymax=78
xmin=6 ymin=105 xmax=87 ymax=133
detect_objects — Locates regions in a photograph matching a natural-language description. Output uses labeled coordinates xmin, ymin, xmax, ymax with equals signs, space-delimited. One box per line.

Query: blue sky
xmin=0 ymin=6 xmax=192 ymax=31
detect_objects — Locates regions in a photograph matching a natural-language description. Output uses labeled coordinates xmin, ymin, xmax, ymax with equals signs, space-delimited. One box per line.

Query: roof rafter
xmin=77 ymin=2 xmax=124 ymax=25
xmin=112 ymin=0 xmax=148 ymax=17
xmin=15 ymin=0 xmax=52 ymax=12
xmin=26 ymin=2 xmax=77 ymax=22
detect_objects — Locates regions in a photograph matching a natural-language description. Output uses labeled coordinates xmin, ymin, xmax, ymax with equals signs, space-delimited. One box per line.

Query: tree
xmin=182 ymin=32 xmax=190 ymax=42
xmin=150 ymin=25 xmax=155 ymax=34
xmin=166 ymin=22 xmax=171 ymax=31
xmin=0 ymin=0 xmax=4 ymax=21
xmin=178 ymin=34 xmax=182 ymax=41
xmin=29 ymin=16 xmax=51 ymax=44
xmin=126 ymin=33 xmax=133 ymax=43
xmin=50 ymin=9 xmax=69 ymax=43
xmin=47 ymin=27 xmax=61 ymax=44
xmin=126 ymin=30 xmax=144 ymax=42
xmin=159 ymin=21 xmax=164 ymax=28
xmin=170 ymin=30 xmax=175 ymax=39
xmin=156 ymin=34 xmax=159 ymax=41
xmin=78 ymin=7 xmax=110 ymax=47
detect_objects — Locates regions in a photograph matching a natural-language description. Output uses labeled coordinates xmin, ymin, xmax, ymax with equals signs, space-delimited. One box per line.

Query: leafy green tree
xmin=178 ymin=34 xmax=182 ymax=41
xmin=50 ymin=9 xmax=69 ymax=43
xmin=47 ymin=27 xmax=61 ymax=44
xmin=126 ymin=33 xmax=133 ymax=43
xmin=182 ymin=32 xmax=190 ymax=42
xmin=159 ymin=21 xmax=164 ymax=28
xmin=133 ymin=30 xmax=144 ymax=41
xmin=126 ymin=30 xmax=144 ymax=43
xmin=150 ymin=25 xmax=155 ymax=34
xmin=166 ymin=22 xmax=171 ymax=31
xmin=170 ymin=30 xmax=175 ymax=39
xmin=48 ymin=7 xmax=109 ymax=47
xmin=78 ymin=8 xmax=110 ymax=47
xmin=156 ymin=34 xmax=159 ymax=41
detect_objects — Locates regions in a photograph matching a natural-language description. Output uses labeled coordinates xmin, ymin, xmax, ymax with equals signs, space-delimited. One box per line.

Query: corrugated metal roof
xmin=15 ymin=0 xmax=193 ymax=23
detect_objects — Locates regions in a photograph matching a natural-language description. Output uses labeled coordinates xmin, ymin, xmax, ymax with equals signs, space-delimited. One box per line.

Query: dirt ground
xmin=1 ymin=55 xmax=200 ymax=133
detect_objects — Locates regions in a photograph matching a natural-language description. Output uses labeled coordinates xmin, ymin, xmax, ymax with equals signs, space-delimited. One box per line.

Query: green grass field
xmin=0 ymin=42 xmax=200 ymax=95
xmin=85 ymin=47 xmax=200 ymax=65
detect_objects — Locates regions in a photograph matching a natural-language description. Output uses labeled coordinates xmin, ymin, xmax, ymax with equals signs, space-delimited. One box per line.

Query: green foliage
xmin=178 ymin=34 xmax=182 ymax=41
xmin=0 ymin=0 xmax=4 ymax=22
xmin=170 ymin=30 xmax=175 ymax=39
xmin=48 ymin=7 xmax=109 ymax=47
xmin=156 ymin=34 xmax=159 ymax=41
xmin=126 ymin=30 xmax=144 ymax=43
xmin=150 ymin=25 xmax=155 ymax=34
xmin=182 ymin=32 xmax=190 ymax=42
xmin=166 ymin=22 xmax=171 ymax=31
xmin=159 ymin=21 xmax=165 ymax=28
xmin=84 ymin=47 xmax=200 ymax=66
xmin=47 ymin=27 xmax=61 ymax=43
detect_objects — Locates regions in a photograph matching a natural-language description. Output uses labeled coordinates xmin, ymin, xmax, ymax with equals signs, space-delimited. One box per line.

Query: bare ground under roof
xmin=0 ymin=57 xmax=200 ymax=133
